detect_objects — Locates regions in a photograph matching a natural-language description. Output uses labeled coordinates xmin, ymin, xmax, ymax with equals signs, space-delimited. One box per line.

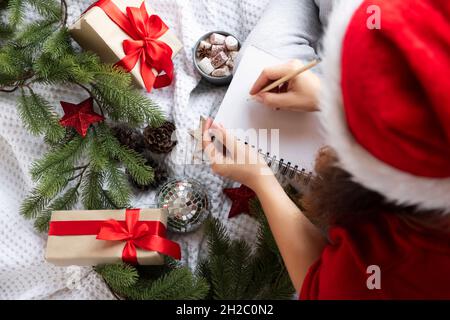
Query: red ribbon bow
xmin=91 ymin=0 xmax=174 ymax=92
xmin=96 ymin=209 xmax=181 ymax=264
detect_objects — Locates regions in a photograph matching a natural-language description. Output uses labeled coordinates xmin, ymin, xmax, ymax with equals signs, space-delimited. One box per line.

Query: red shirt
xmin=300 ymin=213 xmax=450 ymax=300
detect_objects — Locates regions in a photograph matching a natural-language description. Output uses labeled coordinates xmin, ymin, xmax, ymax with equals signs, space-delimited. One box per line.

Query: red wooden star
xmin=223 ymin=184 xmax=257 ymax=219
xmin=59 ymin=98 xmax=104 ymax=137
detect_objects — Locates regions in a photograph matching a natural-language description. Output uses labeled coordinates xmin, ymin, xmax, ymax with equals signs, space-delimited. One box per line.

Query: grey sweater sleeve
xmin=315 ymin=0 xmax=334 ymax=27
xmin=239 ymin=0 xmax=334 ymax=64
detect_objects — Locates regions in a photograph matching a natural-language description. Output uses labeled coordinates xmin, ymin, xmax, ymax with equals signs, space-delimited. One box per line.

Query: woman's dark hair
xmin=301 ymin=147 xmax=449 ymax=232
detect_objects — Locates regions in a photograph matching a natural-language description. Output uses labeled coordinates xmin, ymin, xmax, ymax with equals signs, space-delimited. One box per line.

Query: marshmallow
xmin=225 ymin=36 xmax=239 ymax=51
xmin=199 ymin=40 xmax=212 ymax=50
xmin=212 ymin=66 xmax=231 ymax=77
xmin=211 ymin=51 xmax=228 ymax=68
xmin=228 ymin=51 xmax=238 ymax=61
xmin=210 ymin=44 xmax=226 ymax=57
xmin=226 ymin=58 xmax=235 ymax=70
xmin=197 ymin=57 xmax=215 ymax=75
xmin=209 ymin=33 xmax=226 ymax=45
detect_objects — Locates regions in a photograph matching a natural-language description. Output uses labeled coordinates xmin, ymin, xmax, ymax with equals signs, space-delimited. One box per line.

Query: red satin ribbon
xmin=87 ymin=0 xmax=174 ymax=92
xmin=48 ymin=208 xmax=181 ymax=264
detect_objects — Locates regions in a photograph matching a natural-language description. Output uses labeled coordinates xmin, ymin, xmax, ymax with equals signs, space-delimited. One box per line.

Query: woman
xmin=203 ymin=0 xmax=450 ymax=299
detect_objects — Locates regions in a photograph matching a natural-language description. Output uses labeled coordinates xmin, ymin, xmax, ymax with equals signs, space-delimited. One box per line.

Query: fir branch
xmin=15 ymin=19 xmax=59 ymax=49
xmin=75 ymin=82 xmax=104 ymax=116
xmin=196 ymin=259 xmax=213 ymax=299
xmin=103 ymin=162 xmax=131 ymax=209
xmin=22 ymin=165 xmax=80 ymax=220
xmin=251 ymin=198 xmax=279 ymax=253
xmin=0 ymin=21 xmax=14 ymax=40
xmin=98 ymin=124 xmax=153 ymax=186
xmin=200 ymin=218 xmax=241 ymax=300
xmin=113 ymin=144 xmax=153 ymax=186
xmin=7 ymin=0 xmax=25 ymax=26
xmin=199 ymin=216 xmax=295 ymax=300
xmin=204 ymin=217 xmax=232 ymax=257
xmin=116 ymin=267 xmax=209 ymax=300
xmin=96 ymin=264 xmax=139 ymax=289
xmin=81 ymin=169 xmax=104 ymax=210
xmin=48 ymin=183 xmax=80 ymax=211
xmin=17 ymin=88 xmax=65 ymax=142
xmin=42 ymin=27 xmax=72 ymax=58
xmin=249 ymin=199 xmax=295 ymax=299
xmin=88 ymin=130 xmax=108 ymax=172
xmin=20 ymin=191 xmax=49 ymax=219
xmin=28 ymin=0 xmax=61 ymax=21
xmin=91 ymin=66 xmax=165 ymax=127
xmin=67 ymin=164 xmax=88 ymax=182
xmin=34 ymin=184 xmax=80 ymax=232
xmin=139 ymin=268 xmax=209 ymax=300
xmin=44 ymin=127 xmax=77 ymax=148
xmin=34 ymin=211 xmax=52 ymax=232
xmin=98 ymin=260 xmax=209 ymax=300
xmin=34 ymin=52 xmax=99 ymax=84
xmin=101 ymin=189 xmax=120 ymax=209
xmin=30 ymin=135 xmax=86 ymax=180
xmin=0 ymin=46 xmax=32 ymax=83
xmin=209 ymin=255 xmax=234 ymax=300
xmin=228 ymin=240 xmax=253 ymax=299
xmin=93 ymin=64 xmax=132 ymax=88
xmin=201 ymin=221 xmax=255 ymax=300
xmin=35 ymin=169 xmax=71 ymax=198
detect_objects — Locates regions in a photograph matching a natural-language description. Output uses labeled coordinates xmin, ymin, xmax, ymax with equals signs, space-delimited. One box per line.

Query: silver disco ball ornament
xmin=157 ymin=179 xmax=209 ymax=233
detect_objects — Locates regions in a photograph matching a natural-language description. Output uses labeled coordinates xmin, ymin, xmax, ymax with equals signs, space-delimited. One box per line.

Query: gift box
xmin=69 ymin=0 xmax=183 ymax=92
xmin=45 ymin=208 xmax=181 ymax=266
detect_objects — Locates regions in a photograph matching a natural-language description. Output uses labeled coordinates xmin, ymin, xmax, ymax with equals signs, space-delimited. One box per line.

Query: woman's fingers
xmin=202 ymin=118 xmax=221 ymax=164
xmin=201 ymin=120 xmax=228 ymax=164
xmin=201 ymin=120 xmax=246 ymax=165
xmin=210 ymin=123 xmax=239 ymax=158
xmin=201 ymin=118 xmax=214 ymax=149
xmin=249 ymin=60 xmax=302 ymax=95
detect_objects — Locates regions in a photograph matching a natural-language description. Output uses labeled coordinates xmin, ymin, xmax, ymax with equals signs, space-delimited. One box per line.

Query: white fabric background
xmin=0 ymin=0 xmax=271 ymax=299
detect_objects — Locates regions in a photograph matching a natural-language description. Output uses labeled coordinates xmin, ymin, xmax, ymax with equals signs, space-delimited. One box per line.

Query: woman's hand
xmin=201 ymin=119 xmax=273 ymax=191
xmin=202 ymin=118 xmax=326 ymax=292
xmin=250 ymin=59 xmax=321 ymax=112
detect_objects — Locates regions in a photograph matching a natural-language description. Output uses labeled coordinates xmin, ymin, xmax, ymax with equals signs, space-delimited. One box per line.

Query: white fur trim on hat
xmin=320 ymin=0 xmax=450 ymax=213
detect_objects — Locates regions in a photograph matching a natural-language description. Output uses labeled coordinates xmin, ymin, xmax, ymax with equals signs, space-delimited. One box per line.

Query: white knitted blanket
xmin=0 ymin=0 xmax=269 ymax=299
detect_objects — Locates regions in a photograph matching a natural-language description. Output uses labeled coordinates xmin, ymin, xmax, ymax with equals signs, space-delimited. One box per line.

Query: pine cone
xmin=128 ymin=153 xmax=168 ymax=191
xmin=143 ymin=121 xmax=177 ymax=154
xmin=111 ymin=125 xmax=146 ymax=153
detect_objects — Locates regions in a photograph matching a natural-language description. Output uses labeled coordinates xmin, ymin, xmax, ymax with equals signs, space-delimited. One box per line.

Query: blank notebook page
xmin=214 ymin=46 xmax=325 ymax=171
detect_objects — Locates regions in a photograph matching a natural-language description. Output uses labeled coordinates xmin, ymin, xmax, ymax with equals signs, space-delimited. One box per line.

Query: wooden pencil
xmin=252 ymin=59 xmax=320 ymax=96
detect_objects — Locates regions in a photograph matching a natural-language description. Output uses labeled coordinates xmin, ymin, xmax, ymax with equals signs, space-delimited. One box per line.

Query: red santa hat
xmin=320 ymin=0 xmax=450 ymax=213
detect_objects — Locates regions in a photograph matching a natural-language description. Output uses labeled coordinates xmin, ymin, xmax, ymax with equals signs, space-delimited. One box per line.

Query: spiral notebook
xmin=214 ymin=46 xmax=325 ymax=188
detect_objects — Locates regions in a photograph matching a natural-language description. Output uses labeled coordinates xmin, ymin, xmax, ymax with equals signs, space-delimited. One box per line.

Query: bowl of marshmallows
xmin=193 ymin=31 xmax=241 ymax=86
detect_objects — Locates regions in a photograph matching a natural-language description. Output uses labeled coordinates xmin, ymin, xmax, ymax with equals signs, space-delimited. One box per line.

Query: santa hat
xmin=320 ymin=0 xmax=450 ymax=213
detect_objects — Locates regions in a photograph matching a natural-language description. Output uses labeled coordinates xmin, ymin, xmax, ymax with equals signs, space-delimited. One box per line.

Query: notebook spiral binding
xmin=243 ymin=142 xmax=314 ymax=186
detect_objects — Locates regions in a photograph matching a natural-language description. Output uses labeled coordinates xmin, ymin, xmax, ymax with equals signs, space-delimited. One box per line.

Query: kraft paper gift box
xmin=69 ymin=0 xmax=183 ymax=91
xmin=45 ymin=208 xmax=181 ymax=266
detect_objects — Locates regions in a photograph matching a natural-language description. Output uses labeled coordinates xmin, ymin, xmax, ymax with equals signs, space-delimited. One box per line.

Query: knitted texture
xmin=0 ymin=0 xmax=268 ymax=299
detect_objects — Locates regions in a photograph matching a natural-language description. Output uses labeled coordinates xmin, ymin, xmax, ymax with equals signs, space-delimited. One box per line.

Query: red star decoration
xmin=59 ymin=98 xmax=104 ymax=137
xmin=223 ymin=184 xmax=257 ymax=219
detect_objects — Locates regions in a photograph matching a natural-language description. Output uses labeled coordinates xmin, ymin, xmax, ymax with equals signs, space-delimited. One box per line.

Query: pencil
xmin=251 ymin=59 xmax=320 ymax=97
